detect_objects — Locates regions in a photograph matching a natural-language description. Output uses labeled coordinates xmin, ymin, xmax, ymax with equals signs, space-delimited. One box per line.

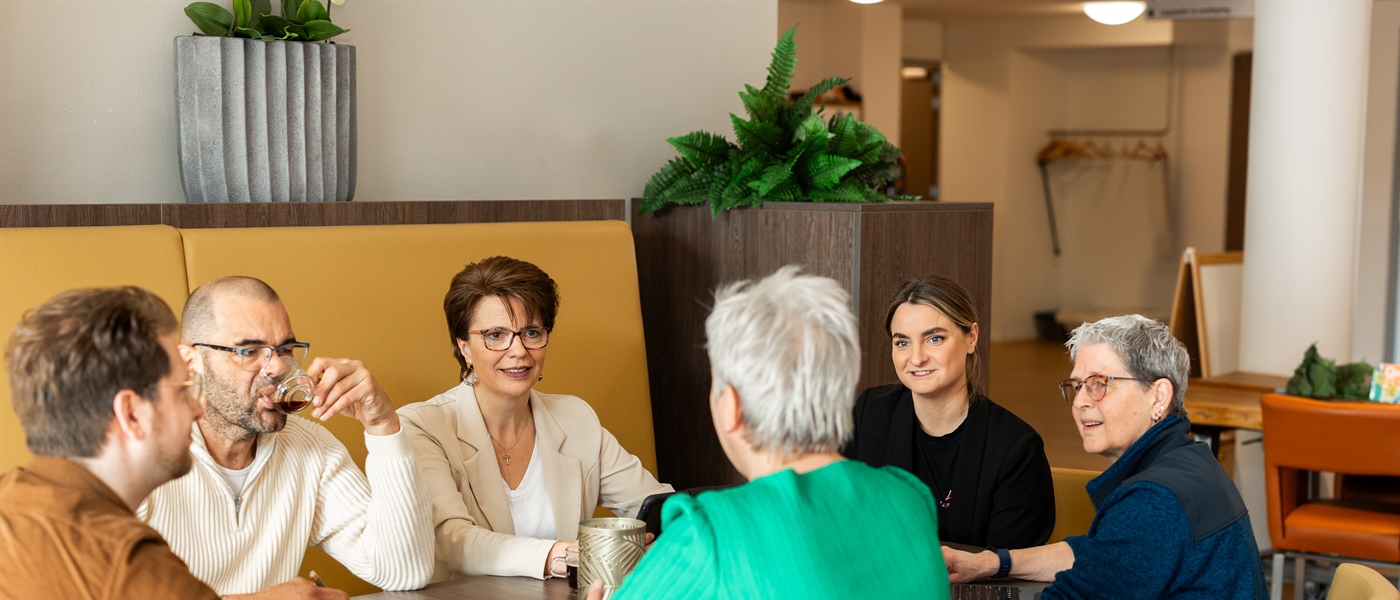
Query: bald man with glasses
xmin=138 ymin=276 xmax=434 ymax=596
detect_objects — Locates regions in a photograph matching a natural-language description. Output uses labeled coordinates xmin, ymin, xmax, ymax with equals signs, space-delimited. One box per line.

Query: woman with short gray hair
xmin=942 ymin=315 xmax=1266 ymax=599
xmin=605 ymin=266 xmax=951 ymax=599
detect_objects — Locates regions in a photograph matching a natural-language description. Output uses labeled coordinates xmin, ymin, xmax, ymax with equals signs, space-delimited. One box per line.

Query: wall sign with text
xmin=1146 ymin=0 xmax=1254 ymax=20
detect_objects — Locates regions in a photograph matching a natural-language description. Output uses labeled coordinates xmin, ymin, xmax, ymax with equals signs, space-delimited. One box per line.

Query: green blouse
xmin=613 ymin=460 xmax=951 ymax=599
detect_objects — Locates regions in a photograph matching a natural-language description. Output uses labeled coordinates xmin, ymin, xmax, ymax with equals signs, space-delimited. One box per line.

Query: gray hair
xmin=705 ymin=265 xmax=860 ymax=456
xmin=1065 ymin=314 xmax=1189 ymax=416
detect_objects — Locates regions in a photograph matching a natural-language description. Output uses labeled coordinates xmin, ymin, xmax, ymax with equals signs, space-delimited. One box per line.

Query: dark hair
xmin=444 ymin=256 xmax=559 ymax=373
xmin=6 ymin=286 xmax=178 ymax=457
xmin=884 ymin=275 xmax=984 ymax=398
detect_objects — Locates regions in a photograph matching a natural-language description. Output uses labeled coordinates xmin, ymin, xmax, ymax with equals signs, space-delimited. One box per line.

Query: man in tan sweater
xmin=0 ymin=286 xmax=345 ymax=600
xmin=140 ymin=276 xmax=434 ymax=595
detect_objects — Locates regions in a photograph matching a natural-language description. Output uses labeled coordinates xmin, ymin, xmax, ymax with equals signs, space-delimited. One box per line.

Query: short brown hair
xmin=884 ymin=275 xmax=984 ymax=398
xmin=6 ymin=287 xmax=178 ymax=457
xmin=444 ymin=256 xmax=560 ymax=372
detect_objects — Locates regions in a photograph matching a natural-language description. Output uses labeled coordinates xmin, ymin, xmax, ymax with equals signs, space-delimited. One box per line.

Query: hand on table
xmin=941 ymin=546 xmax=998 ymax=584
xmin=305 ymin=357 xmax=399 ymax=435
xmin=226 ymin=577 xmax=349 ymax=600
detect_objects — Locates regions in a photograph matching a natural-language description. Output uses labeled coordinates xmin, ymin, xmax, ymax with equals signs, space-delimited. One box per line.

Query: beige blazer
xmin=398 ymin=383 xmax=671 ymax=580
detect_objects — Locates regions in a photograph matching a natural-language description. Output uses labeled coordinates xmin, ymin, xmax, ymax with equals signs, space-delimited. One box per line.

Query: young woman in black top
xmin=842 ymin=275 xmax=1055 ymax=550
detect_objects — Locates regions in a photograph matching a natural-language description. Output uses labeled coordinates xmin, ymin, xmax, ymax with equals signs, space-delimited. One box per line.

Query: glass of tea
xmin=259 ymin=356 xmax=317 ymax=414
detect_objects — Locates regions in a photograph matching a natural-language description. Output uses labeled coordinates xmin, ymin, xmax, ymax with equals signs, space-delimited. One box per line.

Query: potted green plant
xmin=630 ymin=26 xmax=994 ymax=489
xmin=175 ymin=0 xmax=356 ymax=203
xmin=639 ymin=25 xmax=910 ymax=218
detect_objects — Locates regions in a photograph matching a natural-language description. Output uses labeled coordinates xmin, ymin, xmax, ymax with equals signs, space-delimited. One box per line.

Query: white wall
xmin=0 ymin=0 xmax=777 ymax=203
xmin=942 ymin=15 xmax=1243 ymax=341
xmin=777 ymin=1 xmax=902 ymax=146
xmin=904 ymin=19 xmax=945 ymax=63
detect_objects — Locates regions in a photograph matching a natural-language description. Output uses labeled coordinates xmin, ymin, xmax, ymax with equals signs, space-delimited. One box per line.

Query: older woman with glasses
xmin=941 ymin=315 xmax=1267 ymax=599
xmin=398 ymin=256 xmax=671 ymax=581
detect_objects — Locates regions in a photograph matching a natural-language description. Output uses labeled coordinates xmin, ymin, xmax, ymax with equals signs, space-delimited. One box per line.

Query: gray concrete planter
xmin=175 ymin=36 xmax=356 ymax=203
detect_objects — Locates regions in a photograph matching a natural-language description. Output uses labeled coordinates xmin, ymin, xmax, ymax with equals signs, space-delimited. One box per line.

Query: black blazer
xmin=842 ymin=384 xmax=1055 ymax=549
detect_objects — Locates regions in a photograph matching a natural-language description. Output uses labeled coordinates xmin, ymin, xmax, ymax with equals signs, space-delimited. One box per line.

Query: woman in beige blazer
xmin=398 ymin=256 xmax=671 ymax=581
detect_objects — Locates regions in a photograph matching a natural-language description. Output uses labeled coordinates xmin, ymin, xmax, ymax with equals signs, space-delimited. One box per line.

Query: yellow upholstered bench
xmin=0 ymin=221 xmax=657 ymax=595
xmin=1049 ymin=467 xmax=1100 ymax=543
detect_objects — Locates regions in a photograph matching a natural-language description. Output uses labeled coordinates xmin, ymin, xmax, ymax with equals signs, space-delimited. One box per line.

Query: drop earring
xmin=462 ymin=365 xmax=479 ymax=387
xmin=537 ymin=374 xmax=544 ymax=383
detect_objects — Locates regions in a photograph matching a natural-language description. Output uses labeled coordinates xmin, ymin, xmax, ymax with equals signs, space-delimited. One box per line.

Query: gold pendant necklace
xmin=490 ymin=421 xmax=532 ymax=467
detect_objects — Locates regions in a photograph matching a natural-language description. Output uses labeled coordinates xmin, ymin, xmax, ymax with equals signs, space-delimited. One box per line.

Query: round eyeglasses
xmin=192 ymin=342 xmax=310 ymax=371
xmin=1059 ymin=374 xmax=1152 ymax=403
xmin=468 ymin=327 xmax=550 ymax=351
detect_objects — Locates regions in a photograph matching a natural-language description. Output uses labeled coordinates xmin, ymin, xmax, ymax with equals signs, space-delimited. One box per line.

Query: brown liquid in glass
xmin=275 ymin=399 xmax=310 ymax=414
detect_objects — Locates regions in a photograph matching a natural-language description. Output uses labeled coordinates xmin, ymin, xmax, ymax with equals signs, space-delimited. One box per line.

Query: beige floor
xmin=988 ymin=340 xmax=1107 ymax=472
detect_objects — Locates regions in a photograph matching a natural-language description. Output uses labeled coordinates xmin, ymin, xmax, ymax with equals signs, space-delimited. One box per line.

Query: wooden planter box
xmin=630 ymin=200 xmax=994 ymax=488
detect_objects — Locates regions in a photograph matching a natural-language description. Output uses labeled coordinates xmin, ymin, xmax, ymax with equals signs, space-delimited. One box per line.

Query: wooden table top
xmin=353 ymin=577 xmax=574 ymax=599
xmin=352 ymin=569 xmax=1047 ymax=599
xmin=1182 ymin=372 xmax=1288 ymax=430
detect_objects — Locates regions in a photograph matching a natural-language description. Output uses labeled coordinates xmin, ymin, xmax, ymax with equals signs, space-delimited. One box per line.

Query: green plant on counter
xmin=185 ymin=0 xmax=349 ymax=42
xmin=640 ymin=25 xmax=911 ymax=218
xmin=1286 ymin=343 xmax=1374 ymax=400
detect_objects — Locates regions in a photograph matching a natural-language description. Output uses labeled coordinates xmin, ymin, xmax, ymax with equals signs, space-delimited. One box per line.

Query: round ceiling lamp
xmin=1083 ymin=1 xmax=1147 ymax=25
xmin=849 ymin=0 xmax=885 ymax=4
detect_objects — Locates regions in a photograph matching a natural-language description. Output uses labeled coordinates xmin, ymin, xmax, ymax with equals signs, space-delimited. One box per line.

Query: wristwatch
xmin=993 ymin=547 xmax=1012 ymax=579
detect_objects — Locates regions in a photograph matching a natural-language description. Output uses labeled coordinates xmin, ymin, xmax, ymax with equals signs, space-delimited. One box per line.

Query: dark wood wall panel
xmin=631 ymin=200 xmax=994 ymax=490
xmin=0 ymin=200 xmax=627 ymax=228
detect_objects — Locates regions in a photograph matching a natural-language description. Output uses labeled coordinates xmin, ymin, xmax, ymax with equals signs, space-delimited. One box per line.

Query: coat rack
xmin=1034 ymin=47 xmax=1177 ymax=256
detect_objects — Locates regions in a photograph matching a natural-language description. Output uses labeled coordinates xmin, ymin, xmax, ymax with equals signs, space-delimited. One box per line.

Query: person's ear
xmin=966 ymin=322 xmax=980 ymax=353
xmin=1153 ymin=378 xmax=1173 ymax=414
xmin=111 ymin=389 xmax=150 ymax=441
xmin=713 ymin=384 xmax=744 ymax=435
xmin=456 ymin=338 xmax=471 ymax=359
xmin=180 ymin=344 xmax=203 ymax=375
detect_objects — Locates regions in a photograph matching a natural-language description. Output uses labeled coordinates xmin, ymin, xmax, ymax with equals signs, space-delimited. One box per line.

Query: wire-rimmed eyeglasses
xmin=468 ymin=327 xmax=550 ymax=351
xmin=153 ymin=372 xmax=203 ymax=403
xmin=1059 ymin=374 xmax=1151 ymax=403
xmin=191 ymin=342 xmax=310 ymax=371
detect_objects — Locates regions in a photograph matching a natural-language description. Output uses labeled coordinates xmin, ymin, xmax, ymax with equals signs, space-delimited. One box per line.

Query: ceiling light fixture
xmin=1083 ymin=1 xmax=1146 ymax=25
xmin=849 ymin=0 xmax=884 ymax=4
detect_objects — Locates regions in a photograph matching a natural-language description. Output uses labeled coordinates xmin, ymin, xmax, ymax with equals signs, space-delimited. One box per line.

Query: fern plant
xmin=640 ymin=25 xmax=910 ymax=217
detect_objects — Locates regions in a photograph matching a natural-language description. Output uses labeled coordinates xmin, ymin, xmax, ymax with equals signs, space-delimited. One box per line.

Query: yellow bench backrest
xmin=1 ymin=221 xmax=657 ymax=595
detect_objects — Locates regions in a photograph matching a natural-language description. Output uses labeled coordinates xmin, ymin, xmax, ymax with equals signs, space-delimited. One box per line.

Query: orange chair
xmin=1261 ymin=394 xmax=1400 ymax=600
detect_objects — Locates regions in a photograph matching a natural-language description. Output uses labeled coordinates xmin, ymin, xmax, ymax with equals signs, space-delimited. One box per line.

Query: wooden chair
xmin=1261 ymin=394 xmax=1400 ymax=600
xmin=1048 ymin=467 xmax=1099 ymax=543
xmin=1328 ymin=563 xmax=1400 ymax=600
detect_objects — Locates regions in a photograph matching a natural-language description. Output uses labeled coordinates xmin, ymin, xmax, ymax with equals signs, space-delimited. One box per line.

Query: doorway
xmin=900 ymin=63 xmax=941 ymax=200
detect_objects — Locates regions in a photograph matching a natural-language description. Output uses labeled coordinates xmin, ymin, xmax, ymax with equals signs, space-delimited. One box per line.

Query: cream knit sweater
xmin=139 ymin=417 xmax=434 ymax=595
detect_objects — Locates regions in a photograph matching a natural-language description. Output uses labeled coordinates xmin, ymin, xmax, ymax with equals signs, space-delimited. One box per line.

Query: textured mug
xmin=578 ymin=517 xmax=646 ymax=593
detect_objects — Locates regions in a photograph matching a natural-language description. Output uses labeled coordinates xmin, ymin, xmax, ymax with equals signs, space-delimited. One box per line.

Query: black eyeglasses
xmin=192 ymin=342 xmax=310 ymax=371
xmin=467 ymin=327 xmax=549 ymax=351
xmin=1059 ymin=374 xmax=1152 ymax=403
